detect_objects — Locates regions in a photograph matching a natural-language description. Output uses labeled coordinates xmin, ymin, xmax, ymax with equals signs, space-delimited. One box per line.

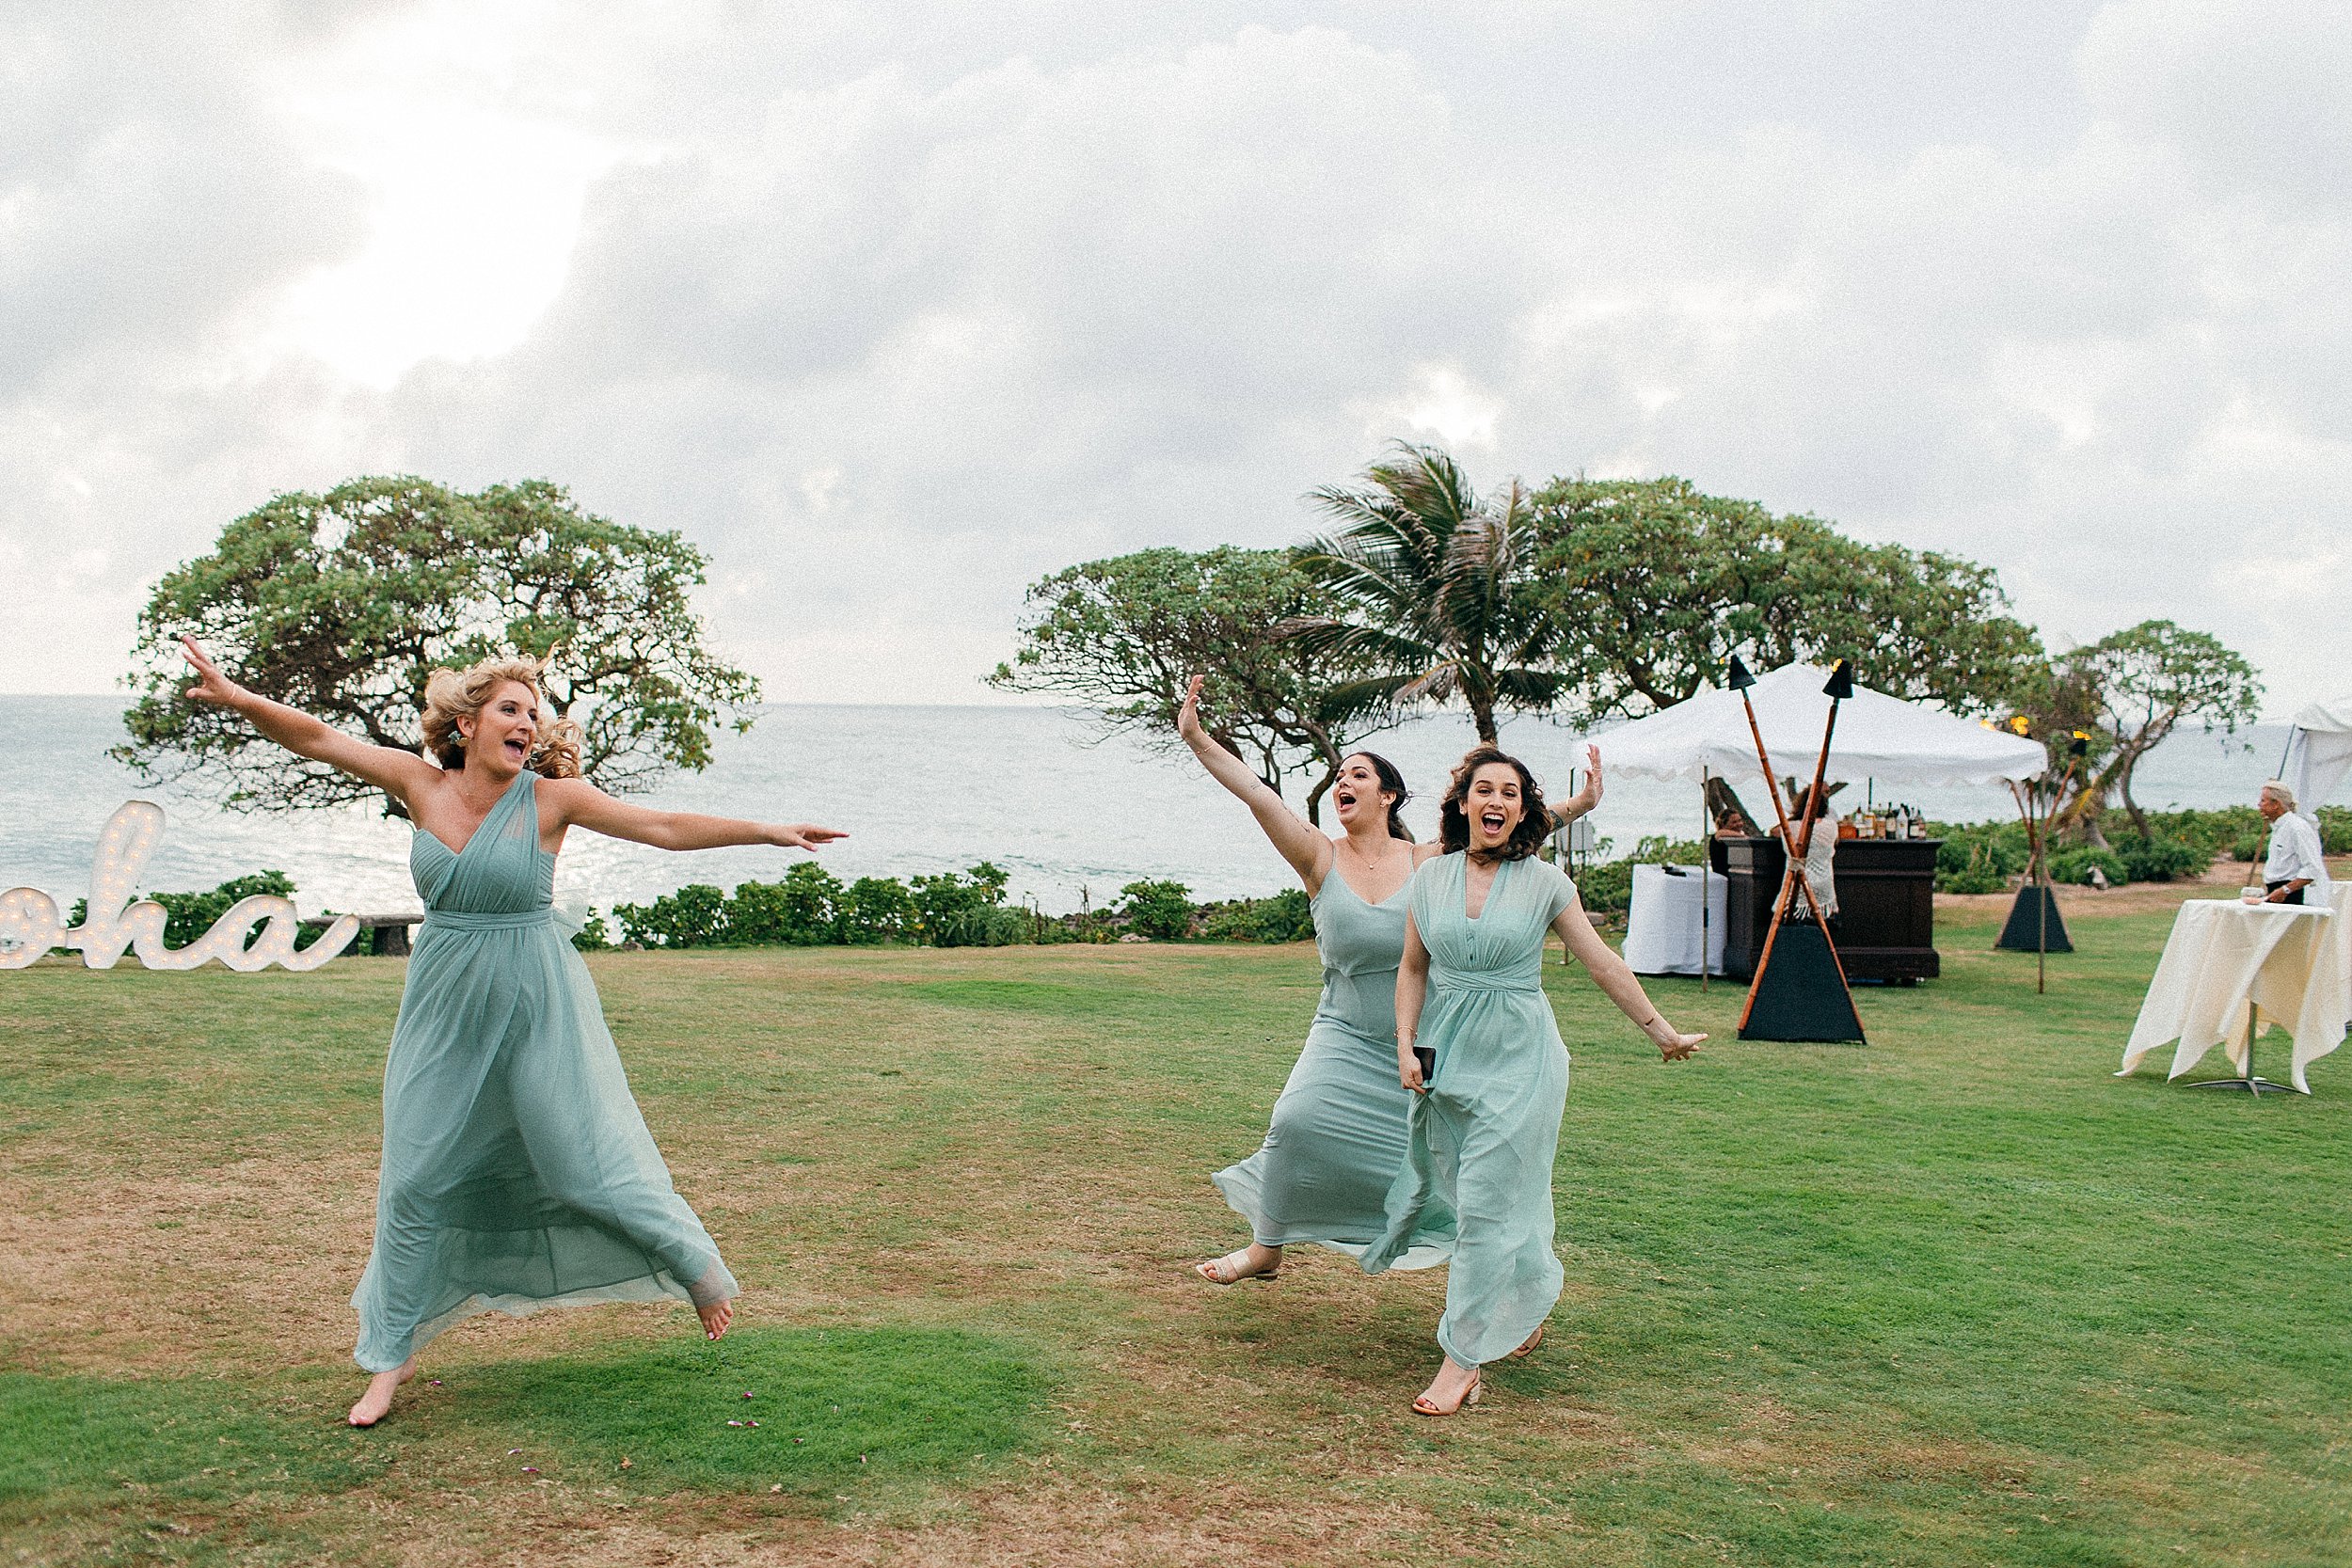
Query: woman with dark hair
xmin=1177 ymin=680 xmax=1598 ymax=1284
xmin=177 ymin=638 xmax=845 ymax=1428
xmin=1366 ymin=747 xmax=1703 ymax=1416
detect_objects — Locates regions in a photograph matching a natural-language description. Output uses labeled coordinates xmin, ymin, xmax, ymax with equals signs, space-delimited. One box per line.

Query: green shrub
xmin=1937 ymin=843 xmax=2011 ymax=895
xmin=914 ymin=863 xmax=1028 ymax=946
xmin=2137 ymin=806 xmax=2264 ymax=860
xmin=2321 ymin=805 xmax=2352 ymax=854
xmin=614 ymin=883 xmax=728 ymax=948
xmin=1117 ymin=879 xmax=1196 ymax=941
xmin=836 ymin=876 xmax=915 ymax=944
xmin=1198 ymin=888 xmax=1313 ymax=942
xmin=571 ymin=909 xmax=612 ymax=951
xmin=723 ymin=864 xmax=843 ymax=945
xmin=1931 ymin=820 xmax=2028 ymax=891
xmin=2116 ymin=835 xmax=2210 ymax=883
xmin=1576 ymin=859 xmax=1633 ymax=916
xmin=133 ymin=871 xmax=299 ymax=947
xmin=2050 ymin=847 xmax=2129 ymax=887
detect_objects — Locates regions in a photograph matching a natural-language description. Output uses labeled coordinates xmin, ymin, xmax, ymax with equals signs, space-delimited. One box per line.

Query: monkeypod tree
xmin=989 ymin=546 xmax=1394 ymax=822
xmin=1527 ymin=475 xmax=2043 ymax=724
xmin=117 ymin=476 xmax=761 ymax=817
xmin=2063 ymin=620 xmax=2264 ymax=845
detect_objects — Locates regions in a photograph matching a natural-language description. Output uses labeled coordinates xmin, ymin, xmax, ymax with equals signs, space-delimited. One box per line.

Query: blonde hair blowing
xmin=420 ymin=656 xmax=584 ymax=778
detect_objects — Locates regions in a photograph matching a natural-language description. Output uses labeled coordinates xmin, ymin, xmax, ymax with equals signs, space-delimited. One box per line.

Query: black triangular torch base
xmin=1738 ymin=921 xmax=1867 ymax=1043
xmin=1994 ymin=884 xmax=2073 ymax=954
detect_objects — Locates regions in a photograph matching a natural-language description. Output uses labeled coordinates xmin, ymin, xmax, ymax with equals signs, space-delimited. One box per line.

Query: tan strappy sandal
xmin=1412 ymin=1373 xmax=1482 ymax=1417
xmin=1507 ymin=1324 xmax=1545 ymax=1360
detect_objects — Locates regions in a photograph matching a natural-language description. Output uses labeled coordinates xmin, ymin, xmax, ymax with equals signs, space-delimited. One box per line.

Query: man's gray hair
xmin=2262 ymin=779 xmax=2298 ymax=810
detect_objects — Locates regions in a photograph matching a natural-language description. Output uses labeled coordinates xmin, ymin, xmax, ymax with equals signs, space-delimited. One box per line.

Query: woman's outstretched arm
xmin=1176 ymin=675 xmax=1330 ymax=892
xmin=1396 ymin=912 xmax=1432 ymax=1091
xmin=181 ymin=636 xmax=441 ymax=808
xmin=1551 ymin=891 xmax=1706 ymax=1062
xmin=540 ymin=777 xmax=844 ymax=852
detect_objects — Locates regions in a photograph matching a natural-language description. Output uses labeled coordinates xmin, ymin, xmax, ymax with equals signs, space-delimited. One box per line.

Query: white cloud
xmin=1 ymin=0 xmax=2346 ymax=718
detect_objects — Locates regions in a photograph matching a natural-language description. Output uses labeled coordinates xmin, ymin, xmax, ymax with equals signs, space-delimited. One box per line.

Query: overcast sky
xmin=4 ymin=0 xmax=2345 ymax=713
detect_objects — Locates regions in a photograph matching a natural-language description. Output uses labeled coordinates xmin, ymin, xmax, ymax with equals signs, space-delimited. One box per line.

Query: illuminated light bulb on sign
xmin=0 ymin=800 xmax=358 ymax=973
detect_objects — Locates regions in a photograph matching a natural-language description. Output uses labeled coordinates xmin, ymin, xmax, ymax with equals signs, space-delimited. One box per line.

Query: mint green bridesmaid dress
xmin=1211 ymin=871 xmax=1452 ymax=1269
xmin=1363 ymin=851 xmax=1580 ymax=1367
xmin=351 ymin=768 xmax=736 ymax=1372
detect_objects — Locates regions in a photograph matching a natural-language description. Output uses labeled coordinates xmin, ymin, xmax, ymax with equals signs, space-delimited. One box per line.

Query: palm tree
xmin=1281 ymin=443 xmax=1565 ymax=745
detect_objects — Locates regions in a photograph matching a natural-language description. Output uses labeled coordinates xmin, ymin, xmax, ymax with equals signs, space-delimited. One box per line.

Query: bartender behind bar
xmin=2258 ymin=781 xmax=2331 ymax=905
xmin=1778 ymin=783 xmax=1839 ymax=925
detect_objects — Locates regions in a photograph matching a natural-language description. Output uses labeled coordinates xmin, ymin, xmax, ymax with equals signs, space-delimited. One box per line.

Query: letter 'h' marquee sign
xmin=0 ymin=801 xmax=358 ymax=972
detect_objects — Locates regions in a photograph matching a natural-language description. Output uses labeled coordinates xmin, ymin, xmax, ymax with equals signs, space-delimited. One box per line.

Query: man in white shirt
xmin=2259 ymin=781 xmax=2331 ymax=905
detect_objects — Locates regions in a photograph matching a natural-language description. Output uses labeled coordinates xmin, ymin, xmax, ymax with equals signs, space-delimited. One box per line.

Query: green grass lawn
xmin=1 ymin=901 xmax=2346 ymax=1566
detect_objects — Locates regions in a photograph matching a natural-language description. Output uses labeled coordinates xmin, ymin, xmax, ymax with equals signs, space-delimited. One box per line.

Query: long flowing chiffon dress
xmin=1211 ymin=872 xmax=1452 ymax=1269
xmin=351 ymin=768 xmax=737 ymax=1372
xmin=1363 ymin=851 xmax=1580 ymax=1367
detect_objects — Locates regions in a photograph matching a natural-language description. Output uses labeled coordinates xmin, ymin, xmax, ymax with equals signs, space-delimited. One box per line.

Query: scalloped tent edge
xmin=1583 ymin=662 xmax=2048 ymax=789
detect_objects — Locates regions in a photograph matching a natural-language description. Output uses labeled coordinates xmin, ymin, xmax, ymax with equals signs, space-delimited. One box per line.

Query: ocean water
xmin=0 ymin=696 xmax=2289 ymax=919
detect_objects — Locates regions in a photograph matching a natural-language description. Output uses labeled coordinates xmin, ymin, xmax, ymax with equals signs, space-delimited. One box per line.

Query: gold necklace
xmin=1340 ymin=835 xmax=1406 ymax=878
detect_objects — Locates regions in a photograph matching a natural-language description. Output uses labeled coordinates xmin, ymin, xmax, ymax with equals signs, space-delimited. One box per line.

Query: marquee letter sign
xmin=0 ymin=801 xmax=358 ymax=972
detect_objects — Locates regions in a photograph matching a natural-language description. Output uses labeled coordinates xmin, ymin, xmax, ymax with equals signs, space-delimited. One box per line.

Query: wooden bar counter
xmin=1708 ymin=836 xmax=1941 ymax=984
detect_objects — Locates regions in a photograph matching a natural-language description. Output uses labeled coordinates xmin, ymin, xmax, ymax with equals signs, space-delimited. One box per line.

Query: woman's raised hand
xmin=180 ymin=635 xmax=246 ymax=707
xmin=1558 ymin=744 xmax=1605 ymax=819
xmin=1177 ymin=674 xmax=1206 ymax=742
xmin=769 ymin=824 xmax=848 ymax=851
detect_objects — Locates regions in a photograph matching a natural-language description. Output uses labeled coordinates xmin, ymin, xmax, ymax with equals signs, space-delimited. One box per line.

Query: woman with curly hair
xmin=177 ymin=637 xmax=843 ymax=1428
xmin=1175 ymin=680 xmax=1602 ymax=1287
xmin=1364 ymin=747 xmax=1704 ymax=1417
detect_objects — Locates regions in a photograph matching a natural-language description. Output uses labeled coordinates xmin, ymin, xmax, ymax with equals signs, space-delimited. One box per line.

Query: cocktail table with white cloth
xmin=1622 ymin=863 xmax=1728 ymax=976
xmin=2117 ymin=885 xmax=2352 ymax=1095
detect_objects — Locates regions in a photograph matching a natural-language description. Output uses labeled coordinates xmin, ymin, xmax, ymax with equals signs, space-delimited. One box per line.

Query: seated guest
xmin=2258 ymin=782 xmax=2332 ymax=905
xmin=1704 ymin=776 xmax=1759 ymax=839
xmin=1776 ymin=784 xmax=1839 ymax=922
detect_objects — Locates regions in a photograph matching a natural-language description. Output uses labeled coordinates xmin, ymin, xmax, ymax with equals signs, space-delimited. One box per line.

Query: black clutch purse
xmin=1413 ymin=1045 xmax=1436 ymax=1085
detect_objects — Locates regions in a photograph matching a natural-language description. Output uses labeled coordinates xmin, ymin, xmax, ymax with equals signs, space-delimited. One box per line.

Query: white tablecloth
xmin=1622 ymin=863 xmax=1728 ymax=976
xmin=2118 ymin=886 xmax=2352 ymax=1092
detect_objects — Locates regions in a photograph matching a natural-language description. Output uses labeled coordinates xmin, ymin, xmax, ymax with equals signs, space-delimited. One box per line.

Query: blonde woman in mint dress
xmin=1175 ymin=679 xmax=1599 ymax=1284
xmin=1366 ymin=747 xmax=1703 ymax=1417
xmin=179 ymin=638 xmax=843 ymax=1428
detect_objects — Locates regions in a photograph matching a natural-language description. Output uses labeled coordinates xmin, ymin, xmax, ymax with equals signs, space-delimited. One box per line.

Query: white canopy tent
xmin=2280 ymin=697 xmax=2352 ymax=817
xmin=1586 ymin=662 xmax=2047 ymax=789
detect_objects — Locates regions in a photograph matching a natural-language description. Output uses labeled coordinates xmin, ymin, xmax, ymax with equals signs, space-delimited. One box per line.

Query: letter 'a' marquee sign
xmin=0 ymin=801 xmax=358 ymax=972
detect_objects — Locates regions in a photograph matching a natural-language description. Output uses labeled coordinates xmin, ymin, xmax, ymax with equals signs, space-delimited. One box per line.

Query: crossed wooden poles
xmin=1729 ymin=656 xmax=1866 ymax=1043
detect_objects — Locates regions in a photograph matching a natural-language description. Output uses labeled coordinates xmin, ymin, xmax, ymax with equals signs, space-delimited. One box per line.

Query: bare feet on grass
xmin=1194 ymin=1242 xmax=1282 ymax=1284
xmin=348 ymin=1356 xmax=416 ymax=1427
xmin=698 ymin=1297 xmax=735 ymax=1340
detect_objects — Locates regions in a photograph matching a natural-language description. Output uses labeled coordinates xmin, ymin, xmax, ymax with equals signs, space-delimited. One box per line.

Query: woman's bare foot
xmin=698 ymin=1297 xmax=735 ymax=1340
xmin=348 ymin=1357 xmax=416 ymax=1427
xmin=1194 ymin=1243 xmax=1282 ymax=1285
xmin=1412 ymin=1356 xmax=1481 ymax=1417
